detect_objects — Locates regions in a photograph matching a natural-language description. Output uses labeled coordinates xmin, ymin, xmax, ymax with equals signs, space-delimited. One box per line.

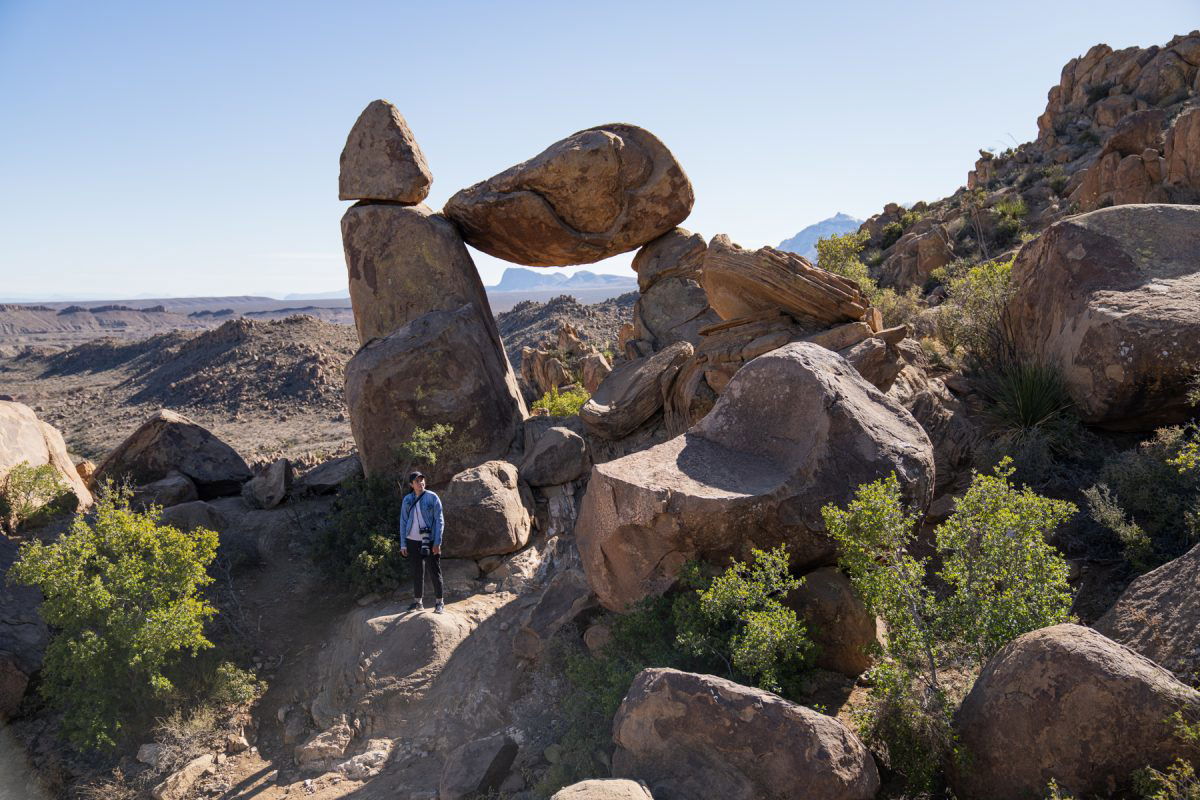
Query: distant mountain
xmin=488 ymin=267 xmax=636 ymax=292
xmin=777 ymin=213 xmax=863 ymax=261
xmin=285 ymin=290 xmax=350 ymax=301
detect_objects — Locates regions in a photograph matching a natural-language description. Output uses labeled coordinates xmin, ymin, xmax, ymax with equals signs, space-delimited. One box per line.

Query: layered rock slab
xmin=342 ymin=202 xmax=499 ymax=344
xmin=612 ymin=668 xmax=880 ymax=800
xmin=444 ymin=124 xmax=694 ymax=266
xmin=1006 ymin=204 xmax=1200 ymax=429
xmin=577 ymin=342 xmax=934 ymax=610
xmin=94 ymin=409 xmax=251 ymax=499
xmin=951 ymin=623 xmax=1200 ymax=800
xmin=339 ymin=99 xmax=432 ymax=204
xmin=580 ymin=341 xmax=693 ymax=440
xmin=344 ymin=305 xmax=526 ymax=484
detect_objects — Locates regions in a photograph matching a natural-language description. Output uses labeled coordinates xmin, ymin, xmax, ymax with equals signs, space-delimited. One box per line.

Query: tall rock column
xmin=339 ymin=100 xmax=525 ymax=482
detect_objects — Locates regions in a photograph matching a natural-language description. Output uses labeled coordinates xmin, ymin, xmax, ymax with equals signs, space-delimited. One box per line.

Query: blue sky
xmin=1 ymin=0 xmax=1197 ymax=300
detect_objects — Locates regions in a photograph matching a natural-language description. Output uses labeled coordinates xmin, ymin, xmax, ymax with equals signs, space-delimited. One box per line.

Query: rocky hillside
xmin=858 ymin=32 xmax=1200 ymax=292
xmin=496 ymin=292 xmax=635 ymax=367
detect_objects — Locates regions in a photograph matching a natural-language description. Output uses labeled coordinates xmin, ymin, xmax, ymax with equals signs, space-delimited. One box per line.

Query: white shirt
xmin=408 ymin=495 xmax=428 ymax=542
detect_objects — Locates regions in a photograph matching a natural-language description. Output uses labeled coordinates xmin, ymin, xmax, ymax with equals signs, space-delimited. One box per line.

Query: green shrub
xmin=317 ymin=474 xmax=404 ymax=594
xmin=541 ymin=546 xmax=813 ymax=796
xmin=822 ymin=461 xmax=1075 ymax=789
xmin=393 ymin=422 xmax=459 ymax=476
xmin=1045 ymin=165 xmax=1069 ymax=195
xmin=1131 ymin=712 xmax=1200 ymax=799
xmin=8 ymin=487 xmax=219 ymax=750
xmin=934 ymin=255 xmax=1016 ymax=368
xmin=1084 ymin=484 xmax=1154 ymax=571
xmin=0 ymin=461 xmax=73 ymax=533
xmin=817 ymin=231 xmax=924 ymax=329
xmin=533 ymin=386 xmax=590 ymax=416
xmin=880 ymin=221 xmax=904 ymax=250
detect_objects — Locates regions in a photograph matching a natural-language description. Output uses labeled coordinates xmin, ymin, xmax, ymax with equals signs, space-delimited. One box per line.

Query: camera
xmin=420 ymin=544 xmax=431 ymax=557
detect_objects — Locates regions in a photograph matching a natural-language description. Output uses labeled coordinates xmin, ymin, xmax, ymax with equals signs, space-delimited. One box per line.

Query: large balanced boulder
xmin=0 ymin=400 xmax=92 ymax=509
xmin=344 ymin=305 xmax=526 ymax=484
xmin=951 ymin=624 xmax=1200 ymax=800
xmin=342 ymin=202 xmax=498 ymax=344
xmin=94 ymin=410 xmax=251 ymax=499
xmin=338 ymin=99 xmax=432 ymax=204
xmin=439 ymin=461 xmax=532 ymax=559
xmin=1006 ymin=204 xmax=1200 ymax=429
xmin=579 ymin=341 xmax=693 ymax=440
xmin=577 ymin=342 xmax=934 ymax=610
xmin=612 ymin=668 xmax=879 ymax=800
xmin=701 ymin=235 xmax=869 ymax=326
xmin=444 ymin=124 xmax=693 ymax=266
xmin=1094 ymin=542 xmax=1200 ymax=682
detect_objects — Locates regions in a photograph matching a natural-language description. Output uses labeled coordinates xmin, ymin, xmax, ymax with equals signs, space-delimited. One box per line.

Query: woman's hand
xmin=431 ymin=545 xmax=441 ymax=556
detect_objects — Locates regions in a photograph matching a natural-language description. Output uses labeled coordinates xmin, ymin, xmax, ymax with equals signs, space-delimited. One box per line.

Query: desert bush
xmin=822 ymin=461 xmax=1075 ymax=789
xmin=817 ymin=231 xmax=924 ymax=328
xmin=318 ymin=474 xmax=404 ymax=594
xmin=881 ymin=221 xmax=905 ymax=250
xmin=933 ymin=255 xmax=1016 ymax=368
xmin=1084 ymin=484 xmax=1154 ymax=571
xmin=533 ymin=386 xmax=590 ymax=416
xmin=8 ymin=487 xmax=219 ymax=749
xmin=0 ymin=461 xmax=73 ymax=533
xmin=1131 ymin=712 xmax=1200 ymax=800
xmin=393 ymin=422 xmax=460 ymax=476
xmin=1045 ymin=165 xmax=1069 ymax=195
xmin=540 ymin=546 xmax=813 ymax=796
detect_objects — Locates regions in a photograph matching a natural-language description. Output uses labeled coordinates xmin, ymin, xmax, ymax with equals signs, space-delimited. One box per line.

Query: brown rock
xmin=521 ymin=347 xmax=575 ymax=396
xmin=439 ymin=461 xmax=532 ymax=559
xmin=579 ymin=342 xmax=693 ymax=440
xmin=294 ymin=454 xmax=362 ymax=495
xmin=241 ymin=458 xmax=293 ymax=510
xmin=132 ymin=470 xmax=198 ymax=510
xmin=157 ymin=500 xmax=227 ymax=533
xmin=612 ymin=668 xmax=880 ymax=800
xmin=1094 ymin=542 xmax=1200 ymax=681
xmin=338 ymin=99 xmax=432 ymax=203
xmin=578 ymin=351 xmax=612 ymax=394
xmin=1165 ymin=106 xmax=1200 ymax=191
xmin=342 ymin=203 xmax=496 ymax=344
xmin=633 ymin=275 xmax=720 ymax=351
xmin=512 ymin=569 xmax=597 ymax=661
xmin=0 ymin=400 xmax=92 ymax=510
xmin=577 ymin=342 xmax=934 ymax=610
xmin=702 ymin=235 xmax=869 ymax=325
xmin=445 ymin=124 xmax=694 ymax=266
xmin=838 ymin=336 xmax=904 ymax=393
xmin=633 ymin=228 xmax=706 ymax=292
xmin=787 ymin=567 xmax=880 ymax=677
xmin=152 ymin=754 xmax=215 ymax=800
xmin=951 ymin=624 xmax=1200 ymax=800
xmin=877 ymin=225 xmax=954 ymax=292
xmin=0 ymin=655 xmax=28 ymax=722
xmin=94 ymin=409 xmax=251 ymax=499
xmin=551 ymin=779 xmax=653 ymax=800
xmin=344 ymin=305 xmax=526 ymax=484
xmin=886 ymin=358 xmax=979 ymax=496
xmin=520 ymin=426 xmax=590 ymax=487
xmin=1103 ymin=108 xmax=1166 ymax=157
xmin=440 ymin=732 xmax=519 ymax=800
xmin=295 ymin=721 xmax=354 ymax=772
xmin=1006 ymin=204 xmax=1200 ymax=429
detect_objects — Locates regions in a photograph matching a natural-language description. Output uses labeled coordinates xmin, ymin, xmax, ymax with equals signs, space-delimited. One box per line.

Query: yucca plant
xmin=976 ymin=362 xmax=1081 ymax=487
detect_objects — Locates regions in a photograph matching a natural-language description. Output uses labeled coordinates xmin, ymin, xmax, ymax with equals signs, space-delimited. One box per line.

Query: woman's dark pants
xmin=405 ymin=537 xmax=443 ymax=600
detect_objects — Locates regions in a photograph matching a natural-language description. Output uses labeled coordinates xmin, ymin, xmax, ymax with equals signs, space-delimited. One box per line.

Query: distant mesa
xmin=777 ymin=212 xmax=863 ymax=261
xmin=487 ymin=267 xmax=637 ymax=293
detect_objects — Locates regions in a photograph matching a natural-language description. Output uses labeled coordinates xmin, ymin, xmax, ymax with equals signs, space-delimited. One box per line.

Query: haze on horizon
xmin=1 ymin=0 xmax=1196 ymax=302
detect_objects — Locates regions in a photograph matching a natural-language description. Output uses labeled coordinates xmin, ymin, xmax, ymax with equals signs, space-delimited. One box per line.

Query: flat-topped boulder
xmin=339 ymin=99 xmax=432 ymax=203
xmin=1006 ymin=204 xmax=1200 ymax=429
xmin=577 ymin=342 xmax=934 ymax=610
xmin=94 ymin=409 xmax=251 ymax=499
xmin=612 ymin=668 xmax=879 ymax=800
xmin=344 ymin=305 xmax=526 ymax=484
xmin=444 ymin=124 xmax=693 ymax=266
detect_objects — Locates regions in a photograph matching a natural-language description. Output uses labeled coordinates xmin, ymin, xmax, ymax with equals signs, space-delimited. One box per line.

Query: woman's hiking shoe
xmin=408 ymin=600 xmax=423 ymax=612
xmin=434 ymin=599 xmax=445 ymax=614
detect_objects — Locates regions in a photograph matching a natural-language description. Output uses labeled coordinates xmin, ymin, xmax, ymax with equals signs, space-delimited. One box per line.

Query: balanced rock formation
xmin=701 ymin=235 xmax=869 ymax=325
xmin=344 ymin=305 xmax=526 ymax=484
xmin=439 ymin=461 xmax=532 ymax=559
xmin=629 ymin=228 xmax=719 ymax=352
xmin=342 ymin=203 xmax=497 ymax=344
xmin=612 ymin=668 xmax=880 ymax=800
xmin=1094 ymin=542 xmax=1200 ymax=682
xmin=1006 ymin=204 xmax=1200 ymax=429
xmin=951 ymin=624 xmax=1200 ymax=800
xmin=444 ymin=124 xmax=694 ymax=266
xmin=579 ymin=341 xmax=693 ymax=440
xmin=0 ymin=399 xmax=92 ymax=509
xmin=339 ymin=99 xmax=432 ymax=204
xmin=577 ymin=342 xmax=934 ymax=610
xmin=94 ymin=409 xmax=251 ymax=499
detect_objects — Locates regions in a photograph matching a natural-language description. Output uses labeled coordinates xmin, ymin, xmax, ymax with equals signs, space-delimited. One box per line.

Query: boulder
xmin=339 ymin=99 xmax=432 ymax=203
xmin=0 ymin=538 xmax=46 ymax=720
xmin=1165 ymin=106 xmax=1200 ymax=191
xmin=521 ymin=347 xmax=575 ymax=396
xmin=152 ymin=753 xmax=215 ymax=800
xmin=552 ymin=780 xmax=654 ymax=800
xmin=444 ymin=124 xmax=694 ymax=266
xmin=577 ymin=342 xmax=934 ymax=610
xmin=131 ymin=470 xmax=198 ymax=510
xmin=1006 ymin=204 xmax=1200 ymax=429
xmin=157 ymin=500 xmax=228 ymax=533
xmin=439 ymin=461 xmax=532 ymax=559
xmin=336 ymin=738 xmax=393 ymax=780
xmin=344 ymin=305 xmax=526 ymax=484
xmin=787 ymin=567 xmax=880 ymax=677
xmin=295 ymin=720 xmax=354 ymax=772
xmin=876 ymin=225 xmax=954 ymax=292
xmin=241 ymin=458 xmax=293 ymax=510
xmin=0 ymin=400 xmax=92 ymax=509
xmin=1094 ymin=542 xmax=1200 ymax=681
xmin=294 ymin=454 xmax=362 ymax=495
xmin=93 ymin=409 xmax=251 ymax=498
xmin=512 ymin=568 xmax=597 ymax=661
xmin=701 ymin=235 xmax=869 ymax=326
xmin=612 ymin=669 xmax=880 ymax=800
xmin=578 ymin=351 xmax=612 ymax=394
xmin=633 ymin=228 xmax=706 ymax=293
xmin=885 ymin=357 xmax=978 ymax=495
xmin=579 ymin=342 xmax=693 ymax=440
xmin=342 ymin=202 xmax=497 ymax=344
xmin=439 ymin=732 xmax=519 ymax=800
xmin=633 ymin=276 xmax=719 ymax=351
xmin=1103 ymin=108 xmax=1166 ymax=157
xmin=838 ymin=335 xmax=904 ymax=392
xmin=951 ymin=624 xmax=1200 ymax=800
xmin=520 ymin=425 xmax=590 ymax=487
